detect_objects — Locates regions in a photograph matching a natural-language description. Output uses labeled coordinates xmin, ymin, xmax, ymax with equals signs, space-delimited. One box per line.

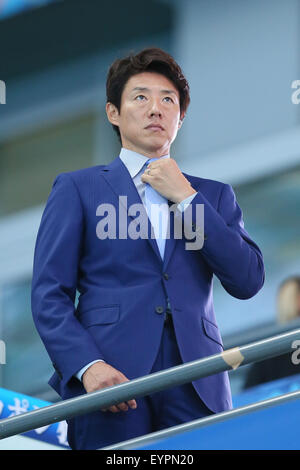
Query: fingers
xmin=102 ymin=404 xmax=125 ymax=413
xmin=82 ymin=362 xmax=138 ymax=414
xmin=127 ymin=399 xmax=137 ymax=410
xmin=141 ymin=168 xmax=159 ymax=185
xmin=106 ymin=394 xmax=137 ymax=414
xmin=102 ymin=399 xmax=137 ymax=413
xmin=100 ymin=375 xmax=137 ymax=413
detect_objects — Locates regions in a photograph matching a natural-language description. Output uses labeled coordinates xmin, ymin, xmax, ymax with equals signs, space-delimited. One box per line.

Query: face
xmin=106 ymin=71 xmax=183 ymax=158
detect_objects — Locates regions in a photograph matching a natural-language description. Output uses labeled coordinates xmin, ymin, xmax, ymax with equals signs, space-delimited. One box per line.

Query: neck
xmin=121 ymin=144 xmax=170 ymax=159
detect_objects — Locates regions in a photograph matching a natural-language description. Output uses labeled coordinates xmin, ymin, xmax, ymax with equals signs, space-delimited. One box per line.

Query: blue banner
xmin=233 ymin=372 xmax=300 ymax=407
xmin=138 ymin=374 xmax=300 ymax=450
xmin=0 ymin=388 xmax=70 ymax=448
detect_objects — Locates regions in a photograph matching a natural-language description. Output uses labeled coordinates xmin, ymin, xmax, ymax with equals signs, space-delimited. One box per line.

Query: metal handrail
xmin=100 ymin=388 xmax=300 ymax=449
xmin=0 ymin=328 xmax=300 ymax=440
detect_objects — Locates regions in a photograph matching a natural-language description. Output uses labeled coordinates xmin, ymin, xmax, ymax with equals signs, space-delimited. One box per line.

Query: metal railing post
xmin=0 ymin=328 xmax=300 ymax=440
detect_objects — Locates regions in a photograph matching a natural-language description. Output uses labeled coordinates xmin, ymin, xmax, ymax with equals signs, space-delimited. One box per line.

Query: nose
xmin=148 ymin=97 xmax=162 ymax=118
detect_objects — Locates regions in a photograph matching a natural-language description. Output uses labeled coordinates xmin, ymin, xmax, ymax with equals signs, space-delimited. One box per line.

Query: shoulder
xmin=182 ymin=172 xmax=229 ymax=192
xmin=182 ymin=172 xmax=236 ymax=210
xmin=52 ymin=165 xmax=106 ymax=189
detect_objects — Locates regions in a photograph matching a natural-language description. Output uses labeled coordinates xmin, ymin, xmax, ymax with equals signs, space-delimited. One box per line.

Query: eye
xmin=163 ymin=96 xmax=174 ymax=103
xmin=135 ymin=95 xmax=147 ymax=101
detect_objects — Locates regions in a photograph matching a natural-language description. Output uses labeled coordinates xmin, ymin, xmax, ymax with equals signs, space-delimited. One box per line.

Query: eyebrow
xmin=130 ymin=87 xmax=178 ymax=96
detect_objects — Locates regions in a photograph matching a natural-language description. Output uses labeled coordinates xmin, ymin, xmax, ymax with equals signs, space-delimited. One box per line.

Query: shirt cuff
xmin=75 ymin=359 xmax=105 ymax=382
xmin=177 ymin=192 xmax=198 ymax=212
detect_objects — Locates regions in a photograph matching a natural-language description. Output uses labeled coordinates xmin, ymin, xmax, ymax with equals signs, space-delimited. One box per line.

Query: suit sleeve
xmin=183 ymin=183 xmax=265 ymax=299
xmin=31 ymin=173 xmax=104 ymax=387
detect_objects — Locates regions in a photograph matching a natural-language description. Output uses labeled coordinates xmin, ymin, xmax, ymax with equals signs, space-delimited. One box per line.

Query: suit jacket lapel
xmin=98 ymin=158 xmax=196 ymax=271
xmin=162 ymin=201 xmax=177 ymax=271
xmin=99 ymin=156 xmax=165 ymax=265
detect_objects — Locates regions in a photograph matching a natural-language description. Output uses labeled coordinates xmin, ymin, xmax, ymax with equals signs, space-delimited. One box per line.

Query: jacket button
xmin=155 ymin=306 xmax=164 ymax=314
xmin=163 ymin=273 xmax=169 ymax=280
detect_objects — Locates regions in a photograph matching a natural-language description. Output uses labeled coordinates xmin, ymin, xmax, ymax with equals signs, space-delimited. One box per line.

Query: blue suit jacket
xmin=31 ymin=156 xmax=265 ymax=413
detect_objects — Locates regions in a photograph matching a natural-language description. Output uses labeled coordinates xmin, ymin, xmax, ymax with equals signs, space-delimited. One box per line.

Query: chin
xmin=145 ymin=137 xmax=168 ymax=149
xmin=146 ymin=144 xmax=168 ymax=155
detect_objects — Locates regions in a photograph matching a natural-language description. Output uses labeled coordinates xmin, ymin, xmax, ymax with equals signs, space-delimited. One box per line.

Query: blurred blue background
xmin=0 ymin=0 xmax=300 ymax=402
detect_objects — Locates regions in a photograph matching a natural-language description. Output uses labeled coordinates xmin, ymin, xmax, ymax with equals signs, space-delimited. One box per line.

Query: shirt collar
xmin=119 ymin=147 xmax=170 ymax=179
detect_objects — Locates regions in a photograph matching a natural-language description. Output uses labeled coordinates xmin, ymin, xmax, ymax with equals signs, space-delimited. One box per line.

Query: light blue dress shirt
xmin=75 ymin=148 xmax=197 ymax=381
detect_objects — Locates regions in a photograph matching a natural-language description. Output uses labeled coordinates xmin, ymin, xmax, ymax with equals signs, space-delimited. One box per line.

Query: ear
xmin=178 ymin=113 xmax=185 ymax=129
xmin=106 ymin=102 xmax=120 ymax=126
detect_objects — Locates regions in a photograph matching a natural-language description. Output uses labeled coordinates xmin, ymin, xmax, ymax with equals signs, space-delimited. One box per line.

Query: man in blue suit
xmin=31 ymin=48 xmax=265 ymax=449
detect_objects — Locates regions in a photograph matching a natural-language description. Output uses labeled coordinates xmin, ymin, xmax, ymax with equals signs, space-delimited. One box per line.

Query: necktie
xmin=144 ymin=158 xmax=169 ymax=260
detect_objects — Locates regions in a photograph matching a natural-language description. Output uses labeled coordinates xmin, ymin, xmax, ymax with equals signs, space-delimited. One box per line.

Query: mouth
xmin=145 ymin=124 xmax=164 ymax=131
